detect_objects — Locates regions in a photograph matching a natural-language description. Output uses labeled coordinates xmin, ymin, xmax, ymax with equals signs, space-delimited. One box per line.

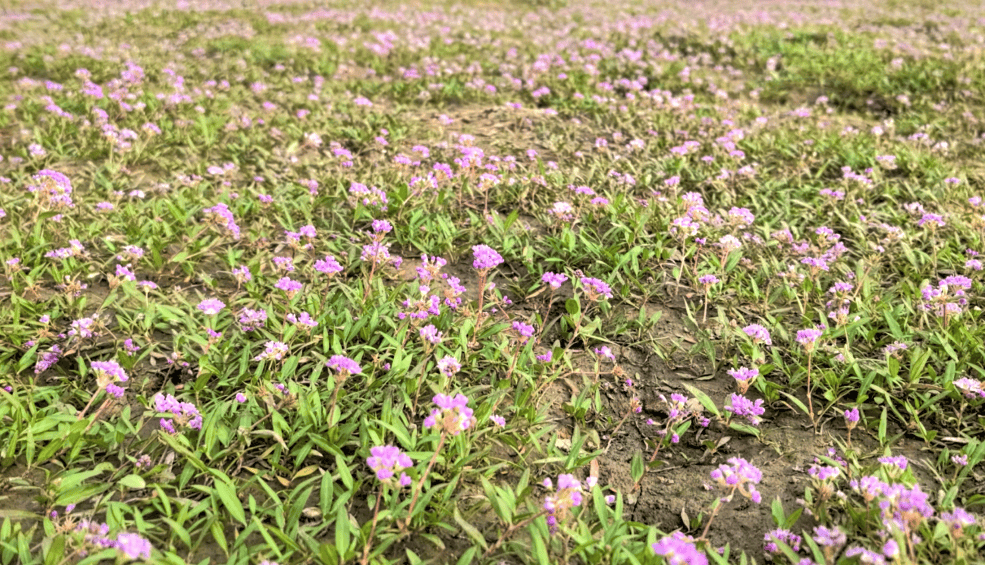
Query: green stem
xmin=806 ymin=352 xmax=815 ymax=431
xmin=359 ymin=484 xmax=386 ymax=565
xmin=482 ymin=510 xmax=549 ymax=558
xmin=403 ymin=432 xmax=447 ymax=529
xmin=470 ymin=271 xmax=488 ymax=346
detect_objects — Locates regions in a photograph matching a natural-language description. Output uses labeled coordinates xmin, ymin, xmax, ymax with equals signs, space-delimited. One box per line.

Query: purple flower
xmin=326 ymin=355 xmax=361 ymax=377
xmin=423 ymin=393 xmax=473 ymax=435
xmin=197 ymin=298 xmax=225 ymax=316
xmin=800 ymin=256 xmax=829 ymax=272
xmin=548 ymin=201 xmax=576 ymax=222
xmin=882 ymin=539 xmax=899 ymax=559
xmin=371 ymin=219 xmax=392 ymax=234
xmin=883 ymin=341 xmax=907 ymax=356
xmin=709 ymin=457 xmax=762 ymax=503
xmin=917 ymin=213 xmax=946 ymax=228
xmin=286 ymin=311 xmax=318 ymax=329
xmin=727 ymin=207 xmax=755 ymax=227
xmin=153 ymin=393 xmax=203 ymax=432
xmin=543 ymin=474 xmax=585 ymax=534
xmin=742 ymin=324 xmax=772 ymax=345
xmin=764 ymin=529 xmax=801 ymax=554
xmin=490 ymin=415 xmax=506 ymax=427
xmin=941 ymin=507 xmax=976 ymax=536
xmin=238 ymin=308 xmax=268 ymax=331
xmin=698 ymin=274 xmax=719 ymax=286
xmin=68 ymin=316 xmax=99 ymax=338
xmin=717 ymin=234 xmax=742 ymax=254
xmin=235 ymin=392 xmax=247 ymax=403
xmin=472 ymin=245 xmax=504 ymax=270
xmin=580 ymin=277 xmax=612 ymax=300
xmin=652 ymin=532 xmax=707 ymax=565
xmin=725 ymin=393 xmax=765 ymax=425
xmin=254 ymin=341 xmax=289 ymax=362
xmin=272 ymin=256 xmax=295 ymax=273
xmin=415 ymin=255 xmax=447 ymax=282
xmin=727 ymin=367 xmax=758 ymax=392
xmin=844 ymin=547 xmax=885 ymax=563
xmin=849 ymin=475 xmax=888 ymax=502
xmin=808 ymin=465 xmax=841 ymax=481
xmin=232 ymin=265 xmax=252 ymax=284
xmin=419 ymin=324 xmax=443 ymax=344
xmin=275 ymin=277 xmax=303 ymax=296
xmin=844 ymin=407 xmax=860 ymax=428
xmin=114 ymin=532 xmax=152 ymax=560
xmin=594 ymin=346 xmax=615 ymax=361
xmin=30 ymin=169 xmax=74 ymax=209
xmin=437 ymin=356 xmax=461 ymax=377
xmin=542 ymin=271 xmax=568 ymax=290
xmin=91 ymin=360 xmax=129 ymax=383
xmin=360 ymin=241 xmax=399 ymax=268
xmin=796 ymin=328 xmax=823 ymax=351
xmin=512 ymin=321 xmax=535 ymax=343
xmin=366 ymin=445 xmax=413 ymax=486
xmin=314 ymin=255 xmax=343 ymax=276
xmin=878 ymin=455 xmax=908 ymax=471
xmin=115 ymin=264 xmax=136 ymax=282
xmin=34 ymin=345 xmax=62 ymax=374
xmin=812 ymin=525 xmax=846 ymax=548
xmin=203 ymin=202 xmax=241 ymax=239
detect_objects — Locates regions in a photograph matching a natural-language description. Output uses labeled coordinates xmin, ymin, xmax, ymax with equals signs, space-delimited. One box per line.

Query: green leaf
xmin=452 ymin=506 xmax=488 ymax=550
xmin=884 ymin=310 xmax=903 ymax=340
xmin=681 ymin=384 xmax=721 ymax=417
xmin=480 ymin=476 xmax=509 ymax=523
xmin=43 ymin=533 xmax=64 ymax=565
xmin=456 ymin=547 xmax=478 ymax=565
xmin=318 ymin=543 xmax=340 ymax=565
xmin=630 ymin=452 xmax=645 ymax=482
xmin=565 ymin=298 xmax=580 ymax=317
xmin=770 ymin=497 xmax=785 ymax=527
xmin=319 ymin=470 xmax=334 ymax=516
xmin=778 ymin=390 xmax=809 ymax=417
xmin=210 ymin=470 xmax=246 ymax=525
xmin=117 ymin=475 xmax=146 ymax=489
xmin=335 ymin=506 xmax=350 ymax=555
xmin=532 ymin=527 xmax=549 ymax=563
xmin=727 ymin=421 xmax=761 ymax=438
xmin=909 ymin=348 xmax=931 ymax=382
xmin=209 ymin=518 xmax=229 ymax=555
xmin=336 ymin=454 xmax=354 ymax=490
xmin=161 ymin=518 xmax=192 ymax=550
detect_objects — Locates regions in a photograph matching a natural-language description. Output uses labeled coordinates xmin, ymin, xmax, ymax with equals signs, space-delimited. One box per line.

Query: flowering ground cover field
xmin=2 ymin=0 xmax=985 ymax=563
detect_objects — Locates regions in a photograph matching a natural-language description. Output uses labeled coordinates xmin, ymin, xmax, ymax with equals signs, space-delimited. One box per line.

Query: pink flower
xmin=580 ymin=277 xmax=612 ymax=300
xmin=542 ymin=272 xmax=568 ymax=290
xmin=796 ymin=328 xmax=823 ymax=351
xmin=423 ymin=393 xmax=473 ymax=435
xmin=326 ymin=355 xmax=361 ymax=377
xmin=366 ymin=445 xmax=413 ymax=486
xmin=197 ymin=298 xmax=225 ymax=316
xmin=472 ymin=245 xmax=503 ymax=270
